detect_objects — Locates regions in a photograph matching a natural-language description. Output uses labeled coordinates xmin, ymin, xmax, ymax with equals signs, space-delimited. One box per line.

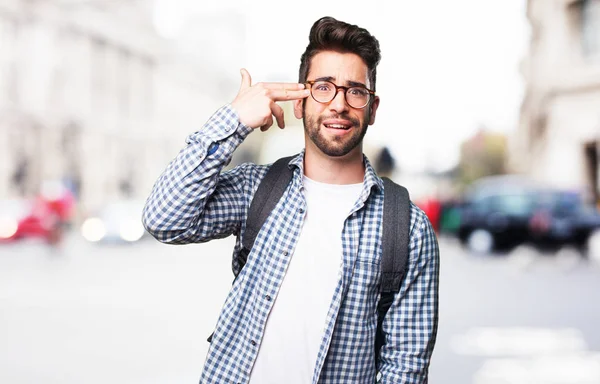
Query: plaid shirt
xmin=142 ymin=105 xmax=439 ymax=384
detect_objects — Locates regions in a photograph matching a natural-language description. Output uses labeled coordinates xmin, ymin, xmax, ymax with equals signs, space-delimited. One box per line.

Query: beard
xmin=303 ymin=105 xmax=370 ymax=157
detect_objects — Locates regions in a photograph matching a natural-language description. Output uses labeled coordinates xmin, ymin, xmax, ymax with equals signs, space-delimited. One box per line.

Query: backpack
xmin=209 ymin=155 xmax=411 ymax=370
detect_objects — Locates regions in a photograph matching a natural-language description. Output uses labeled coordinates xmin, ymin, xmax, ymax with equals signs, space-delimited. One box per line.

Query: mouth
xmin=322 ymin=119 xmax=353 ymax=131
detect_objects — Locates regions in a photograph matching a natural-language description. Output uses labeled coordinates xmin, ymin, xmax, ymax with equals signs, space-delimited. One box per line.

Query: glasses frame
xmin=304 ymin=80 xmax=375 ymax=109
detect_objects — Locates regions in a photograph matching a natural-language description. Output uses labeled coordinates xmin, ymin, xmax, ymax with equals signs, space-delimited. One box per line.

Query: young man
xmin=143 ymin=16 xmax=439 ymax=384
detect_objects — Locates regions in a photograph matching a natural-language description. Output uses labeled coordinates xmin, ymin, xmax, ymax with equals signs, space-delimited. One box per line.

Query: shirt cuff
xmin=228 ymin=104 xmax=254 ymax=137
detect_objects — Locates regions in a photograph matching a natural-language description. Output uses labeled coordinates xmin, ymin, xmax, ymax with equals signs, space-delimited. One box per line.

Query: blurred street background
xmin=2 ymin=235 xmax=600 ymax=384
xmin=1 ymin=0 xmax=600 ymax=383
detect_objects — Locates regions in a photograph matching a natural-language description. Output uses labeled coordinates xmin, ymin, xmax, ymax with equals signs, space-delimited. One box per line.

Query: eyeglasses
xmin=305 ymin=80 xmax=375 ymax=109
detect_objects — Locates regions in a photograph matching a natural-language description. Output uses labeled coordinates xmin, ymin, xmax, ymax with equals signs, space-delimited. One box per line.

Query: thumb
xmin=239 ymin=68 xmax=252 ymax=91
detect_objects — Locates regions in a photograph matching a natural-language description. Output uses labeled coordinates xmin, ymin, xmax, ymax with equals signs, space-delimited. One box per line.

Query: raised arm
xmin=142 ymin=105 xmax=253 ymax=244
xmin=142 ymin=69 xmax=310 ymax=244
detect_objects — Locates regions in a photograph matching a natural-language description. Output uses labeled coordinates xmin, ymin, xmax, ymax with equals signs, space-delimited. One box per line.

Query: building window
xmin=581 ymin=0 xmax=600 ymax=59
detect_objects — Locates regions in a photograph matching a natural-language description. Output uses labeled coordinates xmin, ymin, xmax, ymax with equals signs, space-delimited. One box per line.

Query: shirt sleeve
xmin=377 ymin=204 xmax=440 ymax=383
xmin=142 ymin=104 xmax=255 ymax=244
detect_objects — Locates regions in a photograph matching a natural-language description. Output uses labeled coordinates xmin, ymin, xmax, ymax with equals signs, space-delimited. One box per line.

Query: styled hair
xmin=298 ymin=16 xmax=381 ymax=91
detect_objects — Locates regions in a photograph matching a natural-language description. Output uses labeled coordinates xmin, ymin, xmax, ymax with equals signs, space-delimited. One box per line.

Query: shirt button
xmin=265 ymin=295 xmax=272 ymax=301
xmin=299 ymin=208 xmax=305 ymax=213
xmin=207 ymin=143 xmax=219 ymax=155
xmin=283 ymin=251 xmax=288 ymax=256
xmin=250 ymin=340 xmax=257 ymax=346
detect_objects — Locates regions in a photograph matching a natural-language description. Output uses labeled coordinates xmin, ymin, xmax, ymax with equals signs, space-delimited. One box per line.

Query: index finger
xmin=269 ymin=89 xmax=311 ymax=101
xmin=261 ymin=82 xmax=306 ymax=90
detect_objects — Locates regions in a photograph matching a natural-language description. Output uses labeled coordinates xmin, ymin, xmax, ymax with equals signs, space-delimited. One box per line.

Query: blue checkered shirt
xmin=142 ymin=105 xmax=440 ymax=384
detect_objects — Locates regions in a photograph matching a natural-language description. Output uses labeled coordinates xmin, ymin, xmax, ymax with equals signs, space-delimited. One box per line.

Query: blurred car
xmin=457 ymin=175 xmax=600 ymax=254
xmin=81 ymin=199 xmax=149 ymax=244
xmin=529 ymin=190 xmax=600 ymax=251
xmin=458 ymin=193 xmax=535 ymax=253
xmin=457 ymin=175 xmax=545 ymax=253
xmin=39 ymin=180 xmax=76 ymax=225
xmin=0 ymin=198 xmax=62 ymax=243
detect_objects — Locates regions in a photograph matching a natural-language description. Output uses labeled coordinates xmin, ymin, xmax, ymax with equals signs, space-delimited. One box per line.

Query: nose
xmin=328 ymin=88 xmax=349 ymax=113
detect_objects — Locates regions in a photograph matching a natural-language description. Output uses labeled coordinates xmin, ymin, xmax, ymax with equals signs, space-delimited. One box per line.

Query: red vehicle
xmin=414 ymin=197 xmax=442 ymax=233
xmin=0 ymin=184 xmax=75 ymax=244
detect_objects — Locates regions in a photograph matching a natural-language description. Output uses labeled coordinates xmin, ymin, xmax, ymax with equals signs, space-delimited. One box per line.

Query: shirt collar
xmin=287 ymin=150 xmax=384 ymax=195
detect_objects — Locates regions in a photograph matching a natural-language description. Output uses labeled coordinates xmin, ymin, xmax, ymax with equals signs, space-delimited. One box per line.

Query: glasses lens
xmin=346 ymin=87 xmax=369 ymax=108
xmin=310 ymin=81 xmax=335 ymax=103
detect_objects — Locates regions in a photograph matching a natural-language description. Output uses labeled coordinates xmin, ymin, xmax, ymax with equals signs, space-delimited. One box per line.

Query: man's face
xmin=294 ymin=51 xmax=380 ymax=158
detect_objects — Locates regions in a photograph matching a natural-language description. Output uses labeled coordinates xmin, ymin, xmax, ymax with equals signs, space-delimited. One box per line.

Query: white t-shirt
xmin=249 ymin=176 xmax=363 ymax=384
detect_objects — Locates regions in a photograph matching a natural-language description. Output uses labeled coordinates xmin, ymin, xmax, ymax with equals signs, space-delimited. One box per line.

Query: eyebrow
xmin=313 ymin=76 xmax=368 ymax=88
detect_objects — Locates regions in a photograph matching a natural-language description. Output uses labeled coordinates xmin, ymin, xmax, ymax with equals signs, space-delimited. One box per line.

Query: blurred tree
xmin=458 ymin=126 xmax=507 ymax=186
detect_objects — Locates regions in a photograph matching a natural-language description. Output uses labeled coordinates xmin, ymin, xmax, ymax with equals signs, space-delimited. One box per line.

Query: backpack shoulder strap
xmin=380 ymin=177 xmax=411 ymax=293
xmin=375 ymin=177 xmax=411 ymax=367
xmin=238 ymin=155 xmax=295 ymax=270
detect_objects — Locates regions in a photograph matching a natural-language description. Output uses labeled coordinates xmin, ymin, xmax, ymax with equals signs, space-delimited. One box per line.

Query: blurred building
xmin=0 ymin=0 xmax=239 ymax=214
xmin=512 ymin=0 xmax=600 ymax=203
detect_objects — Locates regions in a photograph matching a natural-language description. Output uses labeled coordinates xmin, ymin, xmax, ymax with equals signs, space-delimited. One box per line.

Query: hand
xmin=231 ymin=68 xmax=310 ymax=131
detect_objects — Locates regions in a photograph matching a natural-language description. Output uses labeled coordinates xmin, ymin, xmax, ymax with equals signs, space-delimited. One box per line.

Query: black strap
xmin=237 ymin=155 xmax=295 ymax=274
xmin=375 ymin=177 xmax=411 ymax=368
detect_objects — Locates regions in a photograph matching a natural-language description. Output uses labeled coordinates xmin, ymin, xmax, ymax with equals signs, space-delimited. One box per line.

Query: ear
xmin=368 ymin=96 xmax=380 ymax=125
xmin=293 ymin=99 xmax=304 ymax=119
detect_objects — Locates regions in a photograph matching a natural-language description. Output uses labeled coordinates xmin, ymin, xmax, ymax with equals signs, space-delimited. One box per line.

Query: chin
xmin=317 ymin=142 xmax=362 ymax=158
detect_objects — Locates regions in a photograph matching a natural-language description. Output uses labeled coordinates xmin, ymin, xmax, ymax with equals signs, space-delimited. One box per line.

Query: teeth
xmin=325 ymin=124 xmax=349 ymax=129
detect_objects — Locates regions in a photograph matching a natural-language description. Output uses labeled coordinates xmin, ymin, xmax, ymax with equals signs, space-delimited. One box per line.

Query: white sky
xmin=154 ymin=0 xmax=530 ymax=173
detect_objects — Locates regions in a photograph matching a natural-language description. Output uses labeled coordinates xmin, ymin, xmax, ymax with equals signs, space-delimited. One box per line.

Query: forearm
xmin=142 ymin=105 xmax=253 ymax=243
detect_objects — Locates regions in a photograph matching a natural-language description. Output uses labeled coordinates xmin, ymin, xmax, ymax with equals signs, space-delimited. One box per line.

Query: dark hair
xmin=299 ymin=16 xmax=381 ymax=91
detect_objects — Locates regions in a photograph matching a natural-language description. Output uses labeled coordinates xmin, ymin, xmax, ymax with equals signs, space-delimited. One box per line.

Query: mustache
xmin=317 ymin=114 xmax=360 ymax=126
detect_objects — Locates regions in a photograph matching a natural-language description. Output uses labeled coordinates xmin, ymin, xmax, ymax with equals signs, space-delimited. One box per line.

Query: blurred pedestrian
xmin=375 ymin=145 xmax=396 ymax=178
xmin=143 ymin=16 xmax=439 ymax=384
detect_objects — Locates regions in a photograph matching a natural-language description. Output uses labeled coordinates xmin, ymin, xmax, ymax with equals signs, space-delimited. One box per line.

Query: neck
xmin=303 ymin=145 xmax=365 ymax=185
